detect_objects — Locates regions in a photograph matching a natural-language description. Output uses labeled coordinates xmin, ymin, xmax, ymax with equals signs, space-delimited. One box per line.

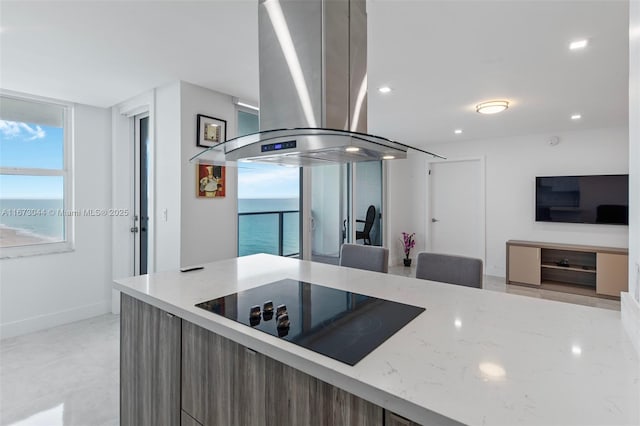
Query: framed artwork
xmin=196 ymin=114 xmax=227 ymax=147
xmin=197 ymin=163 xmax=226 ymax=198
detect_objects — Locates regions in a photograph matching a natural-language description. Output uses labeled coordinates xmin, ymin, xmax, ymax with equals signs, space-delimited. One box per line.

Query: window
xmin=236 ymin=109 xmax=301 ymax=257
xmin=0 ymin=93 xmax=73 ymax=256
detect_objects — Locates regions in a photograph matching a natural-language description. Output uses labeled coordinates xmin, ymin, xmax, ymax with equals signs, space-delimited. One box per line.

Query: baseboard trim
xmin=0 ymin=300 xmax=111 ymax=339
xmin=621 ymin=292 xmax=640 ymax=356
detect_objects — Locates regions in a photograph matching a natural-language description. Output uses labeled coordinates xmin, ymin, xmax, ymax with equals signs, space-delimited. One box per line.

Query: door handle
xmin=130 ymin=227 xmax=139 ymax=233
xmin=431 ymin=218 xmax=439 ymax=223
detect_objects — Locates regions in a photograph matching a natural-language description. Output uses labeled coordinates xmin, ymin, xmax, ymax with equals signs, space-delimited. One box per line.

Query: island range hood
xmin=191 ymin=0 xmax=442 ymax=166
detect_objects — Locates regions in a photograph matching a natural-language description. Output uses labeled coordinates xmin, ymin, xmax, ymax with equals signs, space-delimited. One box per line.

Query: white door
xmin=429 ymin=159 xmax=484 ymax=261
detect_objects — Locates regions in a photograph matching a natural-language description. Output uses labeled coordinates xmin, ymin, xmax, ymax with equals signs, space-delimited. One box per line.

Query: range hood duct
xmin=190 ymin=0 xmax=442 ymax=165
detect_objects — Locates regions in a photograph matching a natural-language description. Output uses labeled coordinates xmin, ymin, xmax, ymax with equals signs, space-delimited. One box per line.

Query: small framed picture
xmin=196 ymin=114 xmax=227 ymax=147
xmin=197 ymin=162 xmax=226 ymax=198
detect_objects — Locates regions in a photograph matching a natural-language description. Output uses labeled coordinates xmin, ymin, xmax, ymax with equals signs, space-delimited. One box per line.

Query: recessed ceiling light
xmin=378 ymin=86 xmax=392 ymax=94
xmin=454 ymin=129 xmax=463 ymax=134
xmin=382 ymin=155 xmax=395 ymax=160
xmin=569 ymin=39 xmax=588 ymax=50
xmin=476 ymin=100 xmax=509 ymax=115
xmin=571 ymin=114 xmax=582 ymax=120
xmin=345 ymin=146 xmax=360 ymax=152
xmin=571 ymin=345 xmax=582 ymax=356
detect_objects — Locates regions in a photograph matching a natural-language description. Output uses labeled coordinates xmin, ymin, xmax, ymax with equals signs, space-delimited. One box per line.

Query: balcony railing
xmin=238 ymin=210 xmax=300 ymax=257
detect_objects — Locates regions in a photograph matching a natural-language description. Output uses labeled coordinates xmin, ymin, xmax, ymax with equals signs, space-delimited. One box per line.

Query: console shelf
xmin=506 ymin=240 xmax=628 ymax=299
xmin=540 ymin=263 xmax=596 ymax=273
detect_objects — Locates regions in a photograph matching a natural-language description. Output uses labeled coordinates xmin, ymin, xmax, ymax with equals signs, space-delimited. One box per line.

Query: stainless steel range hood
xmin=190 ymin=0 xmax=442 ymax=165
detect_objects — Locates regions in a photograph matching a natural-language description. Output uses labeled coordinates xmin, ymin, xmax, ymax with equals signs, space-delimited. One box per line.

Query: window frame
xmin=0 ymin=90 xmax=74 ymax=258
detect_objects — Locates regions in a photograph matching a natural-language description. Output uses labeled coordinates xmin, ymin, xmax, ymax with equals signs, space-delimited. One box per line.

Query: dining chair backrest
xmin=339 ymin=243 xmax=389 ymax=273
xmin=415 ymin=252 xmax=483 ymax=288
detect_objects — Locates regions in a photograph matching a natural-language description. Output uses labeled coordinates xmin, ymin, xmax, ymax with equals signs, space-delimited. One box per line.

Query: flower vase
xmin=403 ymin=258 xmax=412 ymax=267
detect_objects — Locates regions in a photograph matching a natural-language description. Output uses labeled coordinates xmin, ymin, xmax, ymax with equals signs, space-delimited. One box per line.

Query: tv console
xmin=506 ymin=240 xmax=628 ymax=299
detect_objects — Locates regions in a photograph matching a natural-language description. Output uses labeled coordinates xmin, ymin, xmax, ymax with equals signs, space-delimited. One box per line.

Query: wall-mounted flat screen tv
xmin=536 ymin=175 xmax=629 ymax=225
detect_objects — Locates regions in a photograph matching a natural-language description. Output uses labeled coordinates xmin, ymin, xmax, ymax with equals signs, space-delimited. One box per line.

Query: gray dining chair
xmin=415 ymin=252 xmax=483 ymax=288
xmin=339 ymin=243 xmax=389 ymax=273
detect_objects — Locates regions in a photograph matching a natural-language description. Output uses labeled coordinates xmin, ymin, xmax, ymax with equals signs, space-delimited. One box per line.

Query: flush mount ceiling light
xmin=378 ymin=86 xmax=392 ymax=94
xmin=569 ymin=39 xmax=588 ymax=50
xmin=454 ymin=129 xmax=463 ymax=134
xmin=345 ymin=146 xmax=360 ymax=152
xmin=571 ymin=114 xmax=582 ymax=120
xmin=476 ymin=100 xmax=509 ymax=115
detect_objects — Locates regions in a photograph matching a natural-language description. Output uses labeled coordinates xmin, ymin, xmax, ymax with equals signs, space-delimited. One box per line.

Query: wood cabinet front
xmin=596 ymin=253 xmax=629 ymax=297
xmin=386 ymin=411 xmax=422 ymax=426
xmin=508 ymin=245 xmax=541 ymax=285
xmin=120 ymin=293 xmax=181 ymax=426
xmin=181 ymin=321 xmax=384 ymax=426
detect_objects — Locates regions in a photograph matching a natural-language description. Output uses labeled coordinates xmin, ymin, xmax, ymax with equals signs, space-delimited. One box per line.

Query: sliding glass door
xmin=306 ymin=161 xmax=383 ymax=265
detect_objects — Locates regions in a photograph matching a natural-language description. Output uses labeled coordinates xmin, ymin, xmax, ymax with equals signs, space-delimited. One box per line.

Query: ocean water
xmin=0 ymin=199 xmax=64 ymax=240
xmin=0 ymin=197 xmax=299 ymax=255
xmin=238 ymin=198 xmax=300 ymax=257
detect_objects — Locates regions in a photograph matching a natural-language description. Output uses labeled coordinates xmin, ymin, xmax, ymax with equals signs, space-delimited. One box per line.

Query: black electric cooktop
xmin=195 ymin=279 xmax=425 ymax=366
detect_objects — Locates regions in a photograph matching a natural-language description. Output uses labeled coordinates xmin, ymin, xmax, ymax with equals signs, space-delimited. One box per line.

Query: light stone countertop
xmin=114 ymin=254 xmax=640 ymax=426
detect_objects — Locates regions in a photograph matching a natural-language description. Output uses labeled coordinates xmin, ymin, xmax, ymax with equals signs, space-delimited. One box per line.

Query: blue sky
xmin=0 ymin=118 xmax=299 ymax=200
xmin=0 ymin=121 xmax=64 ymax=199
xmin=237 ymin=163 xmax=299 ymax=199
xmin=236 ymin=110 xmax=299 ymax=199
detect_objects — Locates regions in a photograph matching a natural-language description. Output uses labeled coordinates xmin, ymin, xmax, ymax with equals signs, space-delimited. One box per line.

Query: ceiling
xmin=0 ymin=0 xmax=629 ymax=146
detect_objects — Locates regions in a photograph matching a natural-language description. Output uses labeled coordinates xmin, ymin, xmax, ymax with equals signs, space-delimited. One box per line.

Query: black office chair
xmin=355 ymin=205 xmax=376 ymax=245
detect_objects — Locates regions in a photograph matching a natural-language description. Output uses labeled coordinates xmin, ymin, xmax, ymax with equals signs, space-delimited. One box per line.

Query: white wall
xmin=622 ymin=0 xmax=640 ymax=354
xmin=179 ymin=81 xmax=238 ymax=266
xmin=387 ymin=127 xmax=629 ymax=275
xmin=0 ymin=104 xmax=112 ymax=338
xmin=154 ymin=82 xmax=182 ymax=271
xmin=386 ymin=152 xmax=429 ymax=265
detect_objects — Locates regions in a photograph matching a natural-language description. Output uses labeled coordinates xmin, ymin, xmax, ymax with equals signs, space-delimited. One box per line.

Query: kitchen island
xmin=114 ymin=254 xmax=639 ymax=426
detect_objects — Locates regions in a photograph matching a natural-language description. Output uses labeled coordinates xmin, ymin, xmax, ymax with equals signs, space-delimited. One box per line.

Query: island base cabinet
xmin=264 ymin=356 xmax=383 ymax=426
xmin=386 ymin=411 xmax=422 ymax=426
xmin=120 ymin=293 xmax=181 ymax=426
xmin=181 ymin=410 xmax=203 ymax=426
xmin=181 ymin=321 xmax=384 ymax=426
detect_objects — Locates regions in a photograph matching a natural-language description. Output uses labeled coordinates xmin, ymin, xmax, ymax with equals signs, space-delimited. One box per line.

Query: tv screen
xmin=536 ymin=175 xmax=629 ymax=225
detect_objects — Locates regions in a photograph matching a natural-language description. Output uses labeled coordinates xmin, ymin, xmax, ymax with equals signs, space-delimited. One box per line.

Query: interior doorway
xmin=428 ymin=158 xmax=485 ymax=264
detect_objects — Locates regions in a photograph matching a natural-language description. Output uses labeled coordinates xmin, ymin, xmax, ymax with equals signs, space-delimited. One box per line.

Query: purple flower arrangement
xmin=401 ymin=232 xmax=416 ymax=259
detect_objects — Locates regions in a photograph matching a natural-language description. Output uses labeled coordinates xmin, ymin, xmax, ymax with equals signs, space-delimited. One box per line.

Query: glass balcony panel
xmin=283 ymin=211 xmax=300 ymax=257
xmin=238 ymin=213 xmax=279 ymax=256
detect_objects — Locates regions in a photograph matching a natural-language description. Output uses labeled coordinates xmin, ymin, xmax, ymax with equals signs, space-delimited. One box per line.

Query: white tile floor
xmin=1 ymin=314 xmax=119 ymax=426
xmin=0 ymin=270 xmax=620 ymax=425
